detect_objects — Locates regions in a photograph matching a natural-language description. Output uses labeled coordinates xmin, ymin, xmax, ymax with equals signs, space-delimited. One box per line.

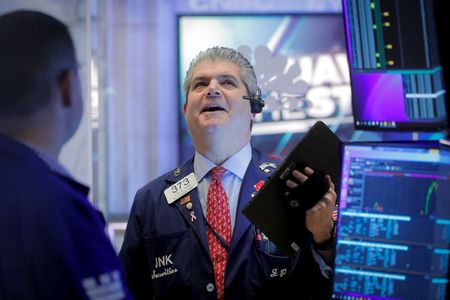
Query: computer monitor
xmin=332 ymin=142 xmax=450 ymax=299
xmin=342 ymin=0 xmax=449 ymax=131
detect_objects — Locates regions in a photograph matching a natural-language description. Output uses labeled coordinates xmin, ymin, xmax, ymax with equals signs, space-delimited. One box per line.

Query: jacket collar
xmin=165 ymin=158 xmax=195 ymax=184
xmin=0 ymin=134 xmax=89 ymax=196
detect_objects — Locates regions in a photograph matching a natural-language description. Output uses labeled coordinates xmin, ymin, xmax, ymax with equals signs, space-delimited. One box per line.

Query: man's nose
xmin=207 ymin=81 xmax=221 ymax=97
xmin=207 ymin=89 xmax=221 ymax=97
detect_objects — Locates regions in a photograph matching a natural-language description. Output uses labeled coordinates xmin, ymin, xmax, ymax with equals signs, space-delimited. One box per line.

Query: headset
xmin=243 ymin=87 xmax=265 ymax=114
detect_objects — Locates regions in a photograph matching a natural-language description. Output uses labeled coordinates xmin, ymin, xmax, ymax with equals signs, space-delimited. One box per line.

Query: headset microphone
xmin=243 ymin=87 xmax=265 ymax=114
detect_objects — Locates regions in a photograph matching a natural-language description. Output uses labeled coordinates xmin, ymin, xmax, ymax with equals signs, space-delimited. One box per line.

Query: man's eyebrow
xmin=191 ymin=74 xmax=240 ymax=84
xmin=191 ymin=76 xmax=216 ymax=86
xmin=192 ymin=76 xmax=207 ymax=82
xmin=193 ymin=73 xmax=237 ymax=78
xmin=219 ymin=74 xmax=239 ymax=81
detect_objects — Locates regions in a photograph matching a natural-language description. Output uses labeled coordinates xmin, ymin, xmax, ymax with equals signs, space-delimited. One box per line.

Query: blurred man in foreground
xmin=0 ymin=10 xmax=131 ymax=299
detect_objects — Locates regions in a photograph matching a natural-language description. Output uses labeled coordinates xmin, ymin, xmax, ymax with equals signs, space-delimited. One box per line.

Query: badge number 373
xmin=164 ymin=172 xmax=198 ymax=204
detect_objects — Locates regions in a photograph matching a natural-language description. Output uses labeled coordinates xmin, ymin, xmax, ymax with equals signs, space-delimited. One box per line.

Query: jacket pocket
xmin=253 ymin=228 xmax=300 ymax=281
xmin=144 ymin=230 xmax=191 ymax=298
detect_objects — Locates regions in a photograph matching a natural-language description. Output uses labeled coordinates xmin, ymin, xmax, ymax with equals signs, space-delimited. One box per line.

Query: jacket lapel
xmin=166 ymin=160 xmax=210 ymax=256
xmin=230 ymin=149 xmax=277 ymax=252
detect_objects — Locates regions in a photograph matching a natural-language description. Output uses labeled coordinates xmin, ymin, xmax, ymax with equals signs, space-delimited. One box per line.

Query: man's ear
xmin=58 ymin=69 xmax=73 ymax=108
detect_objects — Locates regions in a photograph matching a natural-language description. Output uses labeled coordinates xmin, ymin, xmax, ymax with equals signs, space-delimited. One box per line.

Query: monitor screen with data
xmin=342 ymin=0 xmax=448 ymax=131
xmin=332 ymin=141 xmax=450 ymax=299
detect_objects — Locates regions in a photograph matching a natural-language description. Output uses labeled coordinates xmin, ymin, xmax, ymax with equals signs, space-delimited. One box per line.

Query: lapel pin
xmin=180 ymin=195 xmax=191 ymax=206
xmin=186 ymin=202 xmax=193 ymax=210
xmin=259 ymin=162 xmax=277 ymax=173
xmin=173 ymin=167 xmax=181 ymax=177
xmin=254 ymin=180 xmax=265 ymax=192
xmin=190 ymin=211 xmax=197 ymax=222
xmin=258 ymin=162 xmax=268 ymax=171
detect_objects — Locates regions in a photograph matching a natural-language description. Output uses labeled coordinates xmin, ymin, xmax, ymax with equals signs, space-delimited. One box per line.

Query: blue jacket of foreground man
xmin=0 ymin=134 xmax=132 ymax=299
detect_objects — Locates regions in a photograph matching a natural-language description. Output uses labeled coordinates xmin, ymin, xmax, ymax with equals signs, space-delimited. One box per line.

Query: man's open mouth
xmin=202 ymin=105 xmax=226 ymax=113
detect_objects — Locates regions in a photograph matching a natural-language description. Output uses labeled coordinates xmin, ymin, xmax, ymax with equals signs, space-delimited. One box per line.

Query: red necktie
xmin=206 ymin=166 xmax=231 ymax=300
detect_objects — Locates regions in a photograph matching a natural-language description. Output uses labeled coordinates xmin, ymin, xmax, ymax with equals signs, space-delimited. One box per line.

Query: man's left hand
xmin=286 ymin=167 xmax=336 ymax=244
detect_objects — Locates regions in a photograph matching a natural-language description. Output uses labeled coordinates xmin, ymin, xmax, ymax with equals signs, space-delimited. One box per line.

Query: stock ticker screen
xmin=332 ymin=142 xmax=450 ymax=300
xmin=342 ymin=0 xmax=448 ymax=131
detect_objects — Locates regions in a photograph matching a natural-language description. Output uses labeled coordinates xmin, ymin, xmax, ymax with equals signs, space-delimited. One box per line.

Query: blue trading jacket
xmin=0 ymin=134 xmax=132 ymax=299
xmin=119 ymin=147 xmax=329 ymax=300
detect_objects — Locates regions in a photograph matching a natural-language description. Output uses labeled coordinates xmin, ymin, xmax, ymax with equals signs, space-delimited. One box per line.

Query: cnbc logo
xmin=239 ymin=45 xmax=353 ymax=135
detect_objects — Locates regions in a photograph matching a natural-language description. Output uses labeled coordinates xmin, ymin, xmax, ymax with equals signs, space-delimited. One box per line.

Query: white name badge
xmin=164 ymin=172 xmax=198 ymax=204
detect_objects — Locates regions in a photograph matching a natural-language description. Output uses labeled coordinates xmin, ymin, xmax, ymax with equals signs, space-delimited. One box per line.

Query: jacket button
xmin=206 ymin=283 xmax=215 ymax=292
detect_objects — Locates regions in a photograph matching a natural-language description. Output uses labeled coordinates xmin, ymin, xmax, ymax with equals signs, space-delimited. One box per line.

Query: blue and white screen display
xmin=333 ymin=142 xmax=450 ymax=300
xmin=178 ymin=14 xmax=352 ymax=161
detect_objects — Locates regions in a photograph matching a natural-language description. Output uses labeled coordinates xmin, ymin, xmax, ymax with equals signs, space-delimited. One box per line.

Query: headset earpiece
xmin=243 ymin=87 xmax=265 ymax=114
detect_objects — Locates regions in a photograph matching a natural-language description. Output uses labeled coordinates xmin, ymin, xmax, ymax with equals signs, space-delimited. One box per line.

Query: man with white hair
xmin=120 ymin=46 xmax=336 ymax=299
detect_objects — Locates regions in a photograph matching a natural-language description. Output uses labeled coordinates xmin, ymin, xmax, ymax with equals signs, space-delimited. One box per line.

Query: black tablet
xmin=242 ymin=120 xmax=342 ymax=256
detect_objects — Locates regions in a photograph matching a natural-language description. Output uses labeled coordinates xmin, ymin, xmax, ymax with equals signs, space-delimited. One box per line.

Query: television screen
xmin=178 ymin=14 xmax=352 ymax=161
xmin=342 ymin=0 xmax=448 ymax=131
